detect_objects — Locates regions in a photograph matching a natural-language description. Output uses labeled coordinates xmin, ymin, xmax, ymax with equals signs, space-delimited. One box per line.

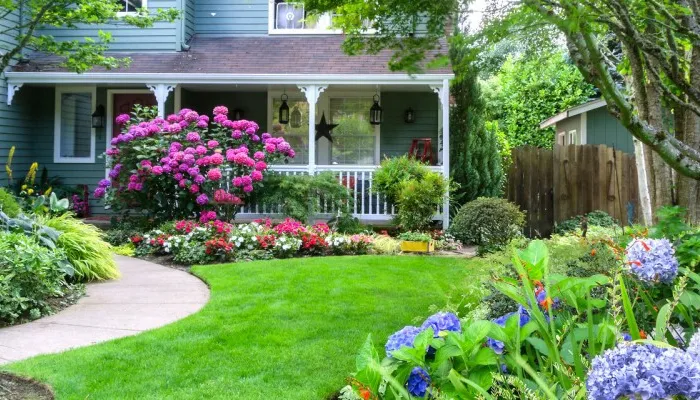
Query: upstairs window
xmin=271 ymin=0 xmax=337 ymax=33
xmin=117 ymin=0 xmax=146 ymax=15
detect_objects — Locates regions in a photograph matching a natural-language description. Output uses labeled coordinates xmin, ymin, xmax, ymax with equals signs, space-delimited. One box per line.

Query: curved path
xmin=0 ymin=256 xmax=209 ymax=365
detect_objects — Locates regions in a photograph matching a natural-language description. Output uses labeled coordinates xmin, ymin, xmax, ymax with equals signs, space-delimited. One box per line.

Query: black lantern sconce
xmin=279 ymin=93 xmax=290 ymax=124
xmin=91 ymin=105 xmax=105 ymax=128
xmin=290 ymin=107 xmax=302 ymax=128
xmin=404 ymin=107 xmax=416 ymax=124
xmin=233 ymin=108 xmax=244 ymax=120
xmin=369 ymin=94 xmax=383 ymax=125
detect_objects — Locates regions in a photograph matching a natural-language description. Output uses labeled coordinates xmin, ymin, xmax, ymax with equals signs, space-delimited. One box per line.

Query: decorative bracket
xmin=430 ymin=84 xmax=448 ymax=107
xmin=146 ymin=83 xmax=176 ymax=106
xmin=7 ymin=83 xmax=22 ymax=106
xmin=298 ymin=85 xmax=327 ymax=106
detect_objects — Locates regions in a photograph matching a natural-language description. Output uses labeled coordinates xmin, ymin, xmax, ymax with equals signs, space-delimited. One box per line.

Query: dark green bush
xmin=554 ymin=210 xmax=618 ymax=234
xmin=254 ymin=172 xmax=352 ymax=223
xmin=0 ymin=232 xmax=69 ymax=324
xmin=0 ymin=188 xmax=21 ymax=218
xmin=448 ymin=197 xmax=525 ymax=252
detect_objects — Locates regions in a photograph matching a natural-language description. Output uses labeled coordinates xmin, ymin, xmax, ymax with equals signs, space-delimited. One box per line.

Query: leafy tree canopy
xmin=307 ymin=0 xmax=700 ymax=180
xmin=0 ymin=0 xmax=179 ymax=73
xmin=482 ymin=51 xmax=596 ymax=148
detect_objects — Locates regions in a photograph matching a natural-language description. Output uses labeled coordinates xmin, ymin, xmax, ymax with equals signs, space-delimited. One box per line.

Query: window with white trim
xmin=117 ymin=0 xmax=146 ymax=14
xmin=55 ymin=88 xmax=95 ymax=163
xmin=269 ymin=0 xmax=371 ymax=34
xmin=329 ymin=97 xmax=377 ymax=165
xmin=567 ymin=129 xmax=579 ymax=145
xmin=272 ymin=97 xmax=309 ymax=164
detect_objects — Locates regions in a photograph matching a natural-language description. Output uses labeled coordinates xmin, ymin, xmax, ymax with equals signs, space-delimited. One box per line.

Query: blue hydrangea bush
xmin=345 ymin=238 xmax=700 ymax=399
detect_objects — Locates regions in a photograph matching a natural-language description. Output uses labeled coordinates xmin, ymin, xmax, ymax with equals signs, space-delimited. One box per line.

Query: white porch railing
xmin=237 ymin=164 xmax=444 ymax=221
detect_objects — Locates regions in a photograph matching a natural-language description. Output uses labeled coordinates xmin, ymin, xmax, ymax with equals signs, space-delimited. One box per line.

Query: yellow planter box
xmin=400 ymin=240 xmax=435 ymax=253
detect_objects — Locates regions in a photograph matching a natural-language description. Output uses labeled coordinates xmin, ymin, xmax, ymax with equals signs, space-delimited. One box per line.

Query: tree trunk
xmin=634 ymin=139 xmax=653 ymax=225
xmin=676 ymin=46 xmax=700 ymax=224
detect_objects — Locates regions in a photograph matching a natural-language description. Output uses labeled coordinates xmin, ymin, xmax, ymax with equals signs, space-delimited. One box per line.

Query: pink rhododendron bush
xmin=95 ymin=105 xmax=294 ymax=222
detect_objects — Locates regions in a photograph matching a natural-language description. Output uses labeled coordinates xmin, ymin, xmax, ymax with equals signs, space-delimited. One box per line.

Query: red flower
xmin=131 ymin=236 xmax=143 ymax=244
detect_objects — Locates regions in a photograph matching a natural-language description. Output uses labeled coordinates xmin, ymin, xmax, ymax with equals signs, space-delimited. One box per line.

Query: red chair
xmin=408 ymin=138 xmax=434 ymax=165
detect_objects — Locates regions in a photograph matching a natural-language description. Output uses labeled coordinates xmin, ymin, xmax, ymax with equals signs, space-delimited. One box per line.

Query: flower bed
xmin=131 ymin=218 xmax=374 ymax=265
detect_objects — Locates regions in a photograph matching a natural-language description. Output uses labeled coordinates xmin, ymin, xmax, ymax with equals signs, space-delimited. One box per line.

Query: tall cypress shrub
xmin=449 ymin=35 xmax=504 ymax=205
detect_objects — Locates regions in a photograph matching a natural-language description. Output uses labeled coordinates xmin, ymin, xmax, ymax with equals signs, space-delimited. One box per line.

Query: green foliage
xmin=255 ymin=172 xmax=352 ymax=223
xmin=41 ymin=214 xmax=119 ymax=281
xmin=113 ymin=243 xmax=135 ymax=257
xmin=0 ymin=188 xmax=20 ymax=217
xmin=554 ymin=210 xmax=618 ymax=234
xmin=0 ymin=232 xmax=69 ymax=324
xmin=396 ymin=231 xmax=432 ymax=242
xmin=373 ymin=156 xmax=428 ymax=204
xmin=650 ymin=206 xmax=700 ymax=270
xmin=0 ymin=0 xmax=180 ymax=73
xmin=450 ymin=35 xmax=504 ymax=205
xmin=172 ymin=242 xmax=210 ymax=266
xmin=482 ymin=52 xmax=595 ymax=148
xmin=395 ymin=172 xmax=448 ymax=231
xmin=329 ymin=212 xmax=367 ymax=234
xmin=449 ymin=197 xmax=525 ymax=252
xmin=370 ymin=235 xmax=401 ymax=255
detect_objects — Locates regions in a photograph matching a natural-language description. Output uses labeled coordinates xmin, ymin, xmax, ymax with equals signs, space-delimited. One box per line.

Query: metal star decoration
xmin=315 ymin=112 xmax=338 ymax=142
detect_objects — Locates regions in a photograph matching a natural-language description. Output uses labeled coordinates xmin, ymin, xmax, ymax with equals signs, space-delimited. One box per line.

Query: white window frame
xmin=266 ymin=89 xmax=381 ymax=166
xmin=54 ymin=86 xmax=97 ymax=164
xmin=116 ymin=0 xmax=147 ymax=17
xmin=567 ymin=129 xmax=579 ymax=145
xmin=267 ymin=0 xmax=374 ymax=35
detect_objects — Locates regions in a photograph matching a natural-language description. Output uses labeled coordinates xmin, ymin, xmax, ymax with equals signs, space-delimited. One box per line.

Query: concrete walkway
xmin=0 ymin=256 xmax=209 ymax=365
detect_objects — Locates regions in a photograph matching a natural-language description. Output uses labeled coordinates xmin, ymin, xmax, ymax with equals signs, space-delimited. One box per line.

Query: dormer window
xmin=117 ymin=0 xmax=146 ymax=15
xmin=269 ymin=0 xmax=339 ymax=34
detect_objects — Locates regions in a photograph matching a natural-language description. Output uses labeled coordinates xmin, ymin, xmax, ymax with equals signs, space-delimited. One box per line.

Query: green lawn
xmin=4 ymin=256 xmax=492 ymax=399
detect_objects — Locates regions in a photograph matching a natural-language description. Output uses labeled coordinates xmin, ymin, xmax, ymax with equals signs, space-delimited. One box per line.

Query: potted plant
xmin=398 ymin=231 xmax=435 ymax=253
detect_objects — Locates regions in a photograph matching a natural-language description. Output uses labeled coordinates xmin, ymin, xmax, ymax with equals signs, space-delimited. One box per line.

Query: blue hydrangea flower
xmin=406 ymin=366 xmax=431 ymax=397
xmin=586 ymin=343 xmax=700 ymax=400
xmin=687 ymin=331 xmax=700 ymax=363
xmin=385 ymin=326 xmax=422 ymax=357
xmin=625 ymin=238 xmax=679 ymax=284
xmin=420 ymin=312 xmax=461 ymax=338
xmin=486 ymin=307 xmax=530 ymax=355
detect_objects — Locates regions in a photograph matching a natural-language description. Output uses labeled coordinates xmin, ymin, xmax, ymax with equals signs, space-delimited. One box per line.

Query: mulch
xmin=0 ymin=372 xmax=54 ymax=400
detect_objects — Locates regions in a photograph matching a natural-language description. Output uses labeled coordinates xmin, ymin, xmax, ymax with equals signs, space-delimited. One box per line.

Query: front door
xmin=112 ymin=93 xmax=157 ymax=137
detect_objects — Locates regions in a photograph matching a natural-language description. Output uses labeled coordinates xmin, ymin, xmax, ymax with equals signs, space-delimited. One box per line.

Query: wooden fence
xmin=506 ymin=145 xmax=639 ymax=237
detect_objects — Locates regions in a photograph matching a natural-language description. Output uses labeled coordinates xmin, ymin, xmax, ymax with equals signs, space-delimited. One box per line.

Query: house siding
xmin=184 ymin=0 xmax=196 ymax=42
xmin=379 ymin=92 xmax=438 ymax=161
xmin=586 ymin=107 xmax=634 ymax=154
xmin=35 ymin=0 xmax=180 ymax=52
xmin=0 ymin=11 xmax=34 ymax=188
xmin=194 ymin=0 xmax=268 ymax=36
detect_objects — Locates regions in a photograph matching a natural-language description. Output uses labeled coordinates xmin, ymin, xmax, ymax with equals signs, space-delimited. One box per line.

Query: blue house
xmin=0 ymin=0 xmax=454 ymax=226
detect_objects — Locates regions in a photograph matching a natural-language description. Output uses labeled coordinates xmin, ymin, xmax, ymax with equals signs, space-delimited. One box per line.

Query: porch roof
xmin=10 ymin=35 xmax=452 ymax=75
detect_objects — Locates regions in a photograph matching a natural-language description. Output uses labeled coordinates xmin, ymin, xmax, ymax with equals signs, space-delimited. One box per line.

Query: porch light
xmin=290 ymin=107 xmax=302 ymax=128
xmin=233 ymin=108 xmax=244 ymax=120
xmin=404 ymin=107 xmax=415 ymax=124
xmin=279 ymin=94 xmax=290 ymax=124
xmin=369 ymin=94 xmax=383 ymax=125
xmin=91 ymin=105 xmax=105 ymax=129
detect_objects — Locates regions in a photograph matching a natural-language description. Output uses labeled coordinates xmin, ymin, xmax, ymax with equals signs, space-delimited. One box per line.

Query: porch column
xmin=432 ymin=79 xmax=450 ymax=229
xmin=298 ymin=84 xmax=327 ymax=175
xmin=146 ymin=84 xmax=176 ymax=118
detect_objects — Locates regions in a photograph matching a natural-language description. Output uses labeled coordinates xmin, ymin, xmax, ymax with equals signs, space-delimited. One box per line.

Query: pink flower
xmin=197 ymin=120 xmax=208 ymax=128
xmin=213 ymin=114 xmax=227 ymax=124
xmin=240 ymin=175 xmax=253 ymax=186
xmin=167 ymin=114 xmax=181 ymax=123
xmin=152 ymin=166 xmax=164 ymax=175
xmin=94 ymin=187 xmax=106 ymax=198
xmin=232 ymin=177 xmax=243 ymax=187
xmin=174 ymin=173 xmax=184 ymax=181
xmin=184 ymin=111 xmax=199 ymax=122
xmin=232 ymin=130 xmax=242 ymax=139
xmin=207 ymin=140 xmax=219 ymax=149
xmin=254 ymin=151 xmax=265 ymax=160
xmin=251 ymin=170 xmax=263 ymax=181
xmin=115 ymin=114 xmax=131 ymax=125
xmin=210 ymin=153 xmax=224 ymax=165
xmin=265 ymin=144 xmax=276 ymax=152
xmin=199 ymin=210 xmax=218 ymax=223
xmin=213 ymin=106 xmax=229 ymax=116
xmin=167 ymin=124 xmax=182 ymax=133
xmin=186 ymin=132 xmax=201 ymax=142
xmin=255 ymin=161 xmax=267 ymax=171
xmin=194 ymin=174 xmax=205 ymax=184
xmin=196 ymin=145 xmax=207 ymax=155
xmin=243 ymin=185 xmax=254 ymax=193
xmin=178 ymin=179 xmax=187 ymax=188
xmin=196 ymin=194 xmax=209 ymax=205
xmin=207 ymin=168 xmax=223 ymax=181
xmin=190 ymin=184 xmax=200 ymax=193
